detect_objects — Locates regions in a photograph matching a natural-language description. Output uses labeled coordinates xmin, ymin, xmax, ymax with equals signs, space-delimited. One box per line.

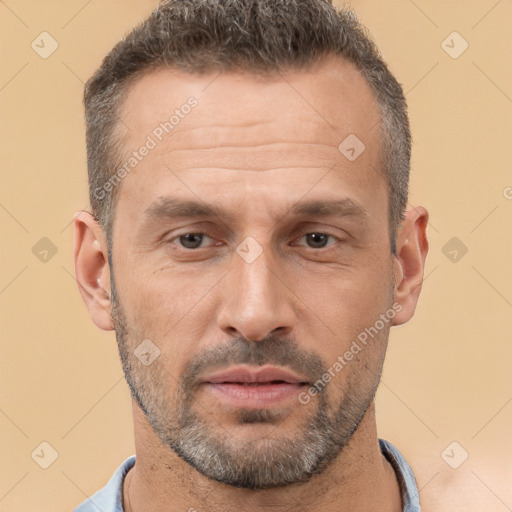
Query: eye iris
xmin=307 ymin=233 xmax=328 ymax=248
xmin=178 ymin=233 xmax=329 ymax=249
xmin=180 ymin=233 xmax=203 ymax=249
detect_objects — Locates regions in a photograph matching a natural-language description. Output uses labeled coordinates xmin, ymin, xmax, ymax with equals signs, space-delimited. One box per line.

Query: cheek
xmin=117 ymin=271 xmax=220 ymax=372
xmin=294 ymin=264 xmax=393 ymax=385
xmin=322 ymin=321 xmax=390 ymax=403
xmin=118 ymin=264 xmax=216 ymax=330
xmin=305 ymin=263 xmax=393 ymax=333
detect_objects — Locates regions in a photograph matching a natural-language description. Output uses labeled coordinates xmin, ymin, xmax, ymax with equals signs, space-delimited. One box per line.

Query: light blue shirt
xmin=74 ymin=438 xmax=421 ymax=511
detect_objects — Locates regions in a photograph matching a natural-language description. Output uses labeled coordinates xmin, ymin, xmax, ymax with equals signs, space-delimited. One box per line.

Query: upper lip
xmin=203 ymin=365 xmax=308 ymax=385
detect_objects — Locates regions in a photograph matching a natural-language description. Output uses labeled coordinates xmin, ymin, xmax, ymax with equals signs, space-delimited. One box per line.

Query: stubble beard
xmin=110 ymin=288 xmax=386 ymax=489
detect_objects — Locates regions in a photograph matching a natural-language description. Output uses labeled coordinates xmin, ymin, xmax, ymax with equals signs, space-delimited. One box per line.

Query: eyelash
xmin=167 ymin=230 xmax=341 ymax=250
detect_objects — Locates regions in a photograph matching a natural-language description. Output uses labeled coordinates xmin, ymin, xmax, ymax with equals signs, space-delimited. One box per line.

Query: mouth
xmin=202 ymin=365 xmax=309 ymax=408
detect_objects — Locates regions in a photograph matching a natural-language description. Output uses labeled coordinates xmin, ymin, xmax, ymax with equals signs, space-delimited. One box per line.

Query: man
xmin=72 ymin=0 xmax=429 ymax=510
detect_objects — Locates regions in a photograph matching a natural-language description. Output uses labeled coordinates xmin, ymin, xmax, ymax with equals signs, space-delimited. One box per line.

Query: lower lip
xmin=204 ymin=382 xmax=306 ymax=408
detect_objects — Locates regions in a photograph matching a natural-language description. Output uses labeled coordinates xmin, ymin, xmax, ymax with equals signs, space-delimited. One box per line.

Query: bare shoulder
xmin=418 ymin=468 xmax=510 ymax=511
xmin=399 ymin=446 xmax=511 ymax=511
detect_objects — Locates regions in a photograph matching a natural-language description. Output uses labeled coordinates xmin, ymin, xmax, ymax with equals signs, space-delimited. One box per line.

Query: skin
xmin=73 ymin=54 xmax=429 ymax=511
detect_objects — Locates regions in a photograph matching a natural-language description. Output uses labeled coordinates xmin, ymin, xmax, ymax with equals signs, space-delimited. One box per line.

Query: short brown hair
xmin=84 ymin=0 xmax=410 ymax=252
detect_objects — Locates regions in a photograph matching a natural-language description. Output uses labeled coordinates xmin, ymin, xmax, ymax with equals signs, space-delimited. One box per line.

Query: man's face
xmin=109 ymin=56 xmax=396 ymax=488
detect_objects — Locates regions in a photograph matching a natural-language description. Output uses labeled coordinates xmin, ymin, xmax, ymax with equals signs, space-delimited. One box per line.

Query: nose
xmin=217 ymin=246 xmax=296 ymax=342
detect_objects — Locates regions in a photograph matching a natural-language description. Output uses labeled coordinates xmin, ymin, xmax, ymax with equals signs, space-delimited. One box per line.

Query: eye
xmin=168 ymin=231 xmax=340 ymax=251
xmin=172 ymin=232 xmax=219 ymax=249
xmin=294 ymin=232 xmax=338 ymax=249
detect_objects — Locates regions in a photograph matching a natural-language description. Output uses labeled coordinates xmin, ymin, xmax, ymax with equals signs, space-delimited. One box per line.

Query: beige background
xmin=1 ymin=1 xmax=511 ymax=510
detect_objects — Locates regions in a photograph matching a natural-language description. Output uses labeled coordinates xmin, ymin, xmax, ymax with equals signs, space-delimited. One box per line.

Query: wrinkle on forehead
xmin=117 ymin=54 xmax=381 ymax=162
xmin=111 ymin=55 xmax=387 ymax=237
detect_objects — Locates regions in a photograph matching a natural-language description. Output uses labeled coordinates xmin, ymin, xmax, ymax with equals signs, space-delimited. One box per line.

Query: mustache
xmin=180 ymin=334 xmax=327 ymax=390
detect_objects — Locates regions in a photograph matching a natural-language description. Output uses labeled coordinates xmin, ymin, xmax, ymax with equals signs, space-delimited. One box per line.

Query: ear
xmin=391 ymin=206 xmax=429 ymax=326
xmin=72 ymin=210 xmax=114 ymax=331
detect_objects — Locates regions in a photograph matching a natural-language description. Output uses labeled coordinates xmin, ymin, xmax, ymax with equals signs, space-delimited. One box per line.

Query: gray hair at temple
xmin=84 ymin=0 xmax=411 ymax=254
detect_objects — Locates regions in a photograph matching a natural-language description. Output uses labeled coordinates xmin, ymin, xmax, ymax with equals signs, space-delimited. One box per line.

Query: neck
xmin=123 ymin=400 xmax=402 ymax=512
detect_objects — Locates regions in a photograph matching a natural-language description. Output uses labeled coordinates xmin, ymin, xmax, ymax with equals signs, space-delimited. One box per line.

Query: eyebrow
xmin=290 ymin=198 xmax=367 ymax=219
xmin=141 ymin=196 xmax=368 ymax=227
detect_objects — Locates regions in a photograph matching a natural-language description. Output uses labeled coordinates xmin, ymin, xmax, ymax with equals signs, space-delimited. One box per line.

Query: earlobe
xmin=72 ymin=210 xmax=114 ymax=331
xmin=391 ymin=206 xmax=429 ymax=326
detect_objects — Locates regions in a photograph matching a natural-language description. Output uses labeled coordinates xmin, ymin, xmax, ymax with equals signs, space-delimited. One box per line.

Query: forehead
xmin=112 ymin=55 xmax=385 ymax=229
xmin=117 ymin=54 xmax=381 ymax=162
